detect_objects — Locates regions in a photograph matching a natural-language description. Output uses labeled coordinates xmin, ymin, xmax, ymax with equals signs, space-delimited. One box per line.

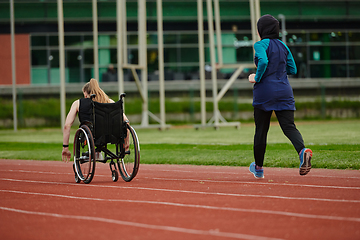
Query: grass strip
xmin=1 ymin=142 xmax=359 ymax=170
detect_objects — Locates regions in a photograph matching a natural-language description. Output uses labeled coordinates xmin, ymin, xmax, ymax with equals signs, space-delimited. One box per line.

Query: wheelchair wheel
xmin=118 ymin=124 xmax=140 ymax=182
xmin=73 ymin=125 xmax=96 ymax=184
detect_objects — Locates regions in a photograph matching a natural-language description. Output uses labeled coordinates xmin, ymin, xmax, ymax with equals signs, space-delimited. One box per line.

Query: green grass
xmin=0 ymin=120 xmax=359 ymax=170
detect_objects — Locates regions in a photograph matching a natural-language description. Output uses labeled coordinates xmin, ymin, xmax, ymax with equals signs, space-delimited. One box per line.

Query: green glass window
xmin=31 ymin=36 xmax=47 ymax=47
xmin=180 ymin=34 xmax=198 ymax=44
xmin=48 ymin=36 xmax=59 ymax=46
xmin=349 ymin=46 xmax=360 ymax=60
xmin=84 ymin=49 xmax=94 ymax=65
xmin=349 ymin=64 xmax=360 ymax=77
xmin=236 ymin=47 xmax=253 ymax=62
xmin=31 ymin=50 xmax=47 ymax=66
xmin=65 ymin=36 xmax=82 ymax=46
xmin=348 ymin=32 xmax=360 ymax=42
xmin=164 ymin=34 xmax=178 ymax=44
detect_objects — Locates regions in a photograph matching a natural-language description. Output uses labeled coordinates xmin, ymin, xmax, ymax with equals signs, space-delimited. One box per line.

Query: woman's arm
xmin=253 ymin=40 xmax=269 ymax=83
xmin=286 ymin=50 xmax=297 ymax=75
xmin=62 ymin=100 xmax=79 ymax=163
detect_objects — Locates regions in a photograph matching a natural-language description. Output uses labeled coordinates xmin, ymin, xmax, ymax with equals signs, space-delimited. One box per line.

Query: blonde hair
xmin=82 ymin=78 xmax=111 ymax=103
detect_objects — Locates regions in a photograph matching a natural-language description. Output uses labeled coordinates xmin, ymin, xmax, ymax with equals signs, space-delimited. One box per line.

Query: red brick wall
xmin=0 ymin=34 xmax=30 ymax=85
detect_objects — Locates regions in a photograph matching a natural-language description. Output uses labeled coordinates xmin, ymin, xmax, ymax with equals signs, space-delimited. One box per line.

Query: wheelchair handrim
xmin=74 ymin=128 xmax=92 ymax=181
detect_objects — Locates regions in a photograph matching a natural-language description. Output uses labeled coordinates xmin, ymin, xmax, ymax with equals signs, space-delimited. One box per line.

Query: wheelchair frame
xmin=72 ymin=93 xmax=140 ymax=184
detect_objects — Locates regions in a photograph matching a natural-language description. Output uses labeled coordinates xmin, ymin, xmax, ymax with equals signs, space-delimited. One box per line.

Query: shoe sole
xmin=300 ymin=149 xmax=312 ymax=176
xmin=253 ymin=174 xmax=264 ymax=179
xmin=250 ymin=171 xmax=264 ymax=179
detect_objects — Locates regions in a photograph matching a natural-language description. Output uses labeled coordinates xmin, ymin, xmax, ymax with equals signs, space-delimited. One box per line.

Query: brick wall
xmin=0 ymin=34 xmax=30 ymax=85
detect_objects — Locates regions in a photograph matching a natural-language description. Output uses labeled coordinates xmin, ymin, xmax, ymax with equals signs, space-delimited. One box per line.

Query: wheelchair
xmin=72 ymin=93 xmax=140 ymax=184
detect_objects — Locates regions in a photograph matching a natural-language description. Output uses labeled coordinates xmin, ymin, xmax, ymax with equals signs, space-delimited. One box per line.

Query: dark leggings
xmin=253 ymin=108 xmax=305 ymax=167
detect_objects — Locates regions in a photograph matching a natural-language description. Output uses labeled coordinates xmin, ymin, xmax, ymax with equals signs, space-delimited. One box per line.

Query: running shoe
xmin=249 ymin=162 xmax=264 ymax=179
xmin=299 ymin=148 xmax=312 ymax=175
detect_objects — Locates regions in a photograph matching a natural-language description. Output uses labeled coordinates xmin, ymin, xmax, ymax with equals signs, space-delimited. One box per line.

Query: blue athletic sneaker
xmin=299 ymin=148 xmax=312 ymax=176
xmin=249 ymin=162 xmax=264 ymax=179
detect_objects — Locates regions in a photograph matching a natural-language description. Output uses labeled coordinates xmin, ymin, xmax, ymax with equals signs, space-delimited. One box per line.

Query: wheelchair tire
xmin=118 ymin=124 xmax=140 ymax=182
xmin=73 ymin=163 xmax=81 ymax=183
xmin=73 ymin=125 xmax=96 ymax=184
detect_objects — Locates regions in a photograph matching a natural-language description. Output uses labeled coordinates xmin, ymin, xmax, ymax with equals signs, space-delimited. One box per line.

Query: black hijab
xmin=257 ymin=14 xmax=279 ymax=40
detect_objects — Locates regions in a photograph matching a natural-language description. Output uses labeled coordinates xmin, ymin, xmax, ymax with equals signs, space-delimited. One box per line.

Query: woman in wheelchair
xmin=61 ymin=78 xmax=139 ymax=184
xmin=61 ymin=78 xmax=128 ymax=162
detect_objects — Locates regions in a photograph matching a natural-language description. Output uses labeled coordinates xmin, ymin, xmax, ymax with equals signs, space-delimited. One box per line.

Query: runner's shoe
xmin=299 ymin=148 xmax=312 ymax=175
xmin=249 ymin=162 xmax=264 ymax=179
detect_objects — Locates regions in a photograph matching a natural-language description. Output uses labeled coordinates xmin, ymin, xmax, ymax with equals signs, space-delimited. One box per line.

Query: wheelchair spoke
xmin=120 ymin=159 xmax=130 ymax=178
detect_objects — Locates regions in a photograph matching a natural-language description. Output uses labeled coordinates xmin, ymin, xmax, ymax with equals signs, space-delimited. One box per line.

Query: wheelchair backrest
xmin=93 ymin=100 xmax=124 ymax=146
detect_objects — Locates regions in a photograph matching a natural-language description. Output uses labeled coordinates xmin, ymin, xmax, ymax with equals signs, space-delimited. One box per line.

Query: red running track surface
xmin=0 ymin=159 xmax=359 ymax=240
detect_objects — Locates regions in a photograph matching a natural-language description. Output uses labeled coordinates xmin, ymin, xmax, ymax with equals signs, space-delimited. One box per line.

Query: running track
xmin=0 ymin=159 xmax=359 ymax=240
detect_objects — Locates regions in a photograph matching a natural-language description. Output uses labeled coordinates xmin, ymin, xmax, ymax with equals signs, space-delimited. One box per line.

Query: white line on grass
xmin=0 ymin=206 xmax=283 ymax=240
xmin=1 ymin=189 xmax=360 ymax=223
xmin=1 ymin=178 xmax=360 ymax=203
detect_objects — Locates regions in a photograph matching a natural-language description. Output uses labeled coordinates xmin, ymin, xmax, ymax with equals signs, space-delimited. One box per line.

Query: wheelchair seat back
xmin=93 ymin=100 xmax=123 ymax=146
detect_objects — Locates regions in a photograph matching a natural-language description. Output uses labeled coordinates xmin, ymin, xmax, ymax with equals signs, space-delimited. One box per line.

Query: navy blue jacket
xmin=252 ymin=38 xmax=297 ymax=111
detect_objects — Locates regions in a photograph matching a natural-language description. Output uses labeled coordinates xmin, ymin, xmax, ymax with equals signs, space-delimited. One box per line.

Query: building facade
xmin=0 ymin=0 xmax=359 ymax=86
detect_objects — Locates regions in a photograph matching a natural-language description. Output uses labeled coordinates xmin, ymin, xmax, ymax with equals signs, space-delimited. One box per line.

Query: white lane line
xmin=142 ymin=168 xmax=360 ymax=179
xmin=1 ymin=178 xmax=360 ymax=203
xmin=2 ymin=189 xmax=360 ymax=223
xmin=0 ymin=169 xmax=109 ymax=177
xmin=144 ymin=177 xmax=360 ymax=190
xmin=0 ymin=206 xmax=283 ymax=240
xmin=2 ymin=169 xmax=72 ymax=175
xmin=2 ymin=167 xmax=360 ymax=180
xmin=1 ymin=169 xmax=359 ymax=190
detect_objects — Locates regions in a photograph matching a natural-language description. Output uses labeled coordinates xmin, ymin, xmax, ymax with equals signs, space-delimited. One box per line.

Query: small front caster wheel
xmin=112 ymin=170 xmax=119 ymax=182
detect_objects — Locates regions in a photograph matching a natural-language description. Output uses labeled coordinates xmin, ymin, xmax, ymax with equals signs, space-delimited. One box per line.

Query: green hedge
xmin=1 ymin=97 xmax=359 ymax=127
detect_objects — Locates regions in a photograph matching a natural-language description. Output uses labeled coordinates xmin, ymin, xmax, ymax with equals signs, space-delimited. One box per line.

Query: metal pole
xmin=122 ymin=0 xmax=128 ymax=64
xmin=116 ymin=0 xmax=124 ymax=98
xmin=213 ymin=0 xmax=223 ymax=66
xmin=254 ymin=0 xmax=261 ymax=42
xmin=249 ymin=0 xmax=257 ymax=45
xmin=138 ymin=0 xmax=148 ymax=127
xmin=197 ymin=0 xmax=206 ymax=126
xmin=278 ymin=14 xmax=286 ymax=43
xmin=206 ymin=0 xmax=219 ymax=126
xmin=57 ymin=0 xmax=66 ymax=130
xmin=10 ymin=0 xmax=17 ymax=132
xmin=92 ymin=0 xmax=99 ymax=81
xmin=157 ymin=0 xmax=166 ymax=130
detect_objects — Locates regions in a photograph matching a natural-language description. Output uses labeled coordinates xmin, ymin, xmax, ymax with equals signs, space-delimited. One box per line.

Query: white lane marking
xmin=1 ymin=169 xmax=359 ymax=190
xmin=0 ymin=206 xmax=283 ymax=240
xmin=142 ymin=168 xmax=360 ymax=179
xmin=144 ymin=177 xmax=360 ymax=190
xmin=2 ymin=189 xmax=360 ymax=223
xmin=2 ymin=167 xmax=360 ymax=180
xmin=3 ymin=169 xmax=72 ymax=175
xmin=1 ymin=178 xmax=360 ymax=203
xmin=1 ymin=169 xmax=108 ymax=177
